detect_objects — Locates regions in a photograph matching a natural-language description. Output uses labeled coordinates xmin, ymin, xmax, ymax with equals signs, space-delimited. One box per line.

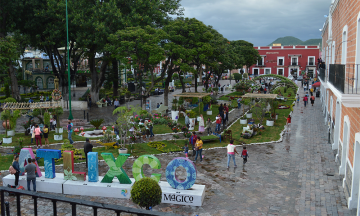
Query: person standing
xmin=263 ymin=87 xmax=267 ymax=94
xmin=310 ymin=95 xmax=315 ymax=106
xmin=215 ymin=114 xmax=222 ymax=132
xmin=43 ymin=125 xmax=49 ymax=146
xmin=114 ymin=98 xmax=120 ymax=109
xmin=223 ymin=110 xmax=228 ymax=128
xmin=189 ymin=132 xmax=197 ymax=156
xmin=242 ymin=147 xmax=249 ymax=165
xmin=303 ymin=95 xmax=308 ymax=107
xmin=185 ymin=113 xmax=190 ymax=128
xmin=52 ymin=117 xmax=57 ymax=131
xmin=227 ymin=140 xmax=239 ymax=168
xmin=87 ymin=94 xmax=92 ymax=109
xmin=224 ymin=103 xmax=229 ymax=113
xmin=148 ymin=121 xmax=154 ymax=138
xmin=218 ymin=104 xmax=224 ymax=116
xmin=193 ymin=137 xmax=203 ymax=163
xmin=297 ymin=94 xmax=300 ymax=105
xmin=84 ymin=138 xmax=93 ymax=168
xmin=39 ymin=94 xmax=44 ymax=102
xmin=34 ymin=125 xmax=42 ymax=148
xmin=284 ymin=115 xmax=291 ymax=133
xmin=205 ymin=117 xmax=213 ymax=135
xmin=12 ymin=155 xmax=20 ymax=187
xmin=30 ymin=123 xmax=36 ymax=145
xmin=310 ymin=87 xmax=314 ymax=96
xmin=67 ymin=120 xmax=74 ymax=144
xmin=237 ymin=97 xmax=242 ymax=109
xmin=198 ymin=114 xmax=205 ymax=134
xmin=24 ymin=158 xmax=36 ymax=192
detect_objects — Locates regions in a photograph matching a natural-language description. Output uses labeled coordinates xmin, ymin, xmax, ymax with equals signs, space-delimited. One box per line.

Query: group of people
xmin=29 ymin=123 xmax=50 ymax=148
xmin=299 ymin=92 xmax=315 ymax=107
xmin=185 ymin=132 xmax=203 ymax=163
xmin=214 ymin=103 xmax=229 ymax=132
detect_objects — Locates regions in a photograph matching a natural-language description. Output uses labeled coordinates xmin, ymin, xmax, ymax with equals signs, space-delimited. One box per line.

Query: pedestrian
xmin=264 ymin=87 xmax=267 ymax=94
xmin=39 ymin=94 xmax=44 ymax=102
xmin=304 ymin=82 xmax=307 ymax=92
xmin=223 ymin=110 xmax=228 ymax=128
xmin=84 ymin=138 xmax=93 ymax=168
xmin=205 ymin=117 xmax=213 ymax=135
xmin=114 ymin=98 xmax=120 ymax=109
xmin=189 ymin=132 xmax=197 ymax=156
xmin=52 ymin=117 xmax=57 ymax=130
xmin=87 ymin=94 xmax=92 ymax=109
xmin=227 ymin=140 xmax=239 ymax=168
xmin=242 ymin=146 xmax=249 ymax=165
xmin=67 ymin=119 xmax=74 ymax=144
xmin=310 ymin=95 xmax=315 ymax=106
xmin=301 ymin=80 xmax=303 ymax=87
xmin=30 ymin=123 xmax=35 ymax=145
xmin=198 ymin=114 xmax=205 ymax=134
xmin=297 ymin=94 xmax=300 ymax=104
xmin=43 ymin=125 xmax=49 ymax=146
xmin=218 ymin=103 xmax=224 ymax=116
xmin=215 ymin=114 xmax=222 ymax=132
xmin=24 ymin=158 xmax=36 ymax=192
xmin=185 ymin=113 xmax=190 ymax=128
xmin=12 ymin=155 xmax=20 ymax=187
xmin=148 ymin=121 xmax=154 ymax=138
xmin=182 ymin=143 xmax=189 ymax=158
xmin=284 ymin=115 xmax=291 ymax=133
xmin=156 ymin=103 xmax=160 ymax=108
xmin=310 ymin=87 xmax=314 ymax=96
xmin=34 ymin=124 xmax=42 ymax=148
xmin=194 ymin=137 xmax=203 ymax=163
xmin=237 ymin=97 xmax=242 ymax=109
xmin=303 ymin=95 xmax=308 ymax=107
xmin=224 ymin=103 xmax=229 ymax=113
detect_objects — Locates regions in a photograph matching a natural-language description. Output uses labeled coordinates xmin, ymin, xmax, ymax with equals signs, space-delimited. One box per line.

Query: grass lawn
xmin=177 ymin=105 xmax=220 ymax=127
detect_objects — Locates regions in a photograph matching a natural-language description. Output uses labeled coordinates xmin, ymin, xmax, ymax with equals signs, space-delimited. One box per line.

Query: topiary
xmin=4 ymin=97 xmax=16 ymax=103
xmin=44 ymin=112 xmax=50 ymax=127
xmin=131 ymin=177 xmax=162 ymax=210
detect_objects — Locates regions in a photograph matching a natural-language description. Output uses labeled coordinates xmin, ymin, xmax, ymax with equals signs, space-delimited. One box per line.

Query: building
xmin=320 ymin=0 xmax=360 ymax=213
xmin=249 ymin=45 xmax=320 ymax=79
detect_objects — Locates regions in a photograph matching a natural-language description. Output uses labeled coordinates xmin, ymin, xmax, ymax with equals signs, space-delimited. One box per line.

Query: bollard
xmin=5 ymin=201 xmax=10 ymax=216
xmin=328 ymin=126 xmax=331 ymax=144
xmin=84 ymin=110 xmax=86 ymax=119
xmin=87 ymin=113 xmax=89 ymax=122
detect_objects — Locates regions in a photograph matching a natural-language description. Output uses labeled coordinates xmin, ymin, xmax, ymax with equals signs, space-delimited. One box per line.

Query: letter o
xmin=165 ymin=157 xmax=196 ymax=190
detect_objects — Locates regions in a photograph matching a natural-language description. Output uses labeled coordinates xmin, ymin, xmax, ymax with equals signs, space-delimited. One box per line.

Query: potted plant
xmin=240 ymin=98 xmax=251 ymax=117
xmin=8 ymin=110 xmax=21 ymax=137
xmin=90 ymin=119 xmax=105 ymax=132
xmin=266 ymin=117 xmax=275 ymax=126
xmin=1 ymin=110 xmax=20 ymax=143
xmin=187 ymin=110 xmax=197 ymax=130
xmin=55 ymin=107 xmax=64 ymax=134
xmin=171 ymin=97 xmax=179 ymax=121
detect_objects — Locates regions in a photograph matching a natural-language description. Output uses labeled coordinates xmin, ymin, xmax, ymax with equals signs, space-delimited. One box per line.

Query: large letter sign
xmin=19 ymin=148 xmax=42 ymax=177
xmin=165 ymin=157 xmax=196 ymax=190
xmin=36 ymin=149 xmax=61 ymax=178
xmin=63 ymin=151 xmax=86 ymax=181
xmin=101 ymin=153 xmax=131 ymax=184
xmin=87 ymin=152 xmax=99 ymax=182
xmin=132 ymin=155 xmax=161 ymax=182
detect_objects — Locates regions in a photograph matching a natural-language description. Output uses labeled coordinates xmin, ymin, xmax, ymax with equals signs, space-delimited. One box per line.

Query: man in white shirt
xmin=39 ymin=94 xmax=44 ymax=102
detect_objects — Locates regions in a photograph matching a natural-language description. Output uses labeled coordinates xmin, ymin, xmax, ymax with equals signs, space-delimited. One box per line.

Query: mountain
xmin=268 ymin=36 xmax=321 ymax=46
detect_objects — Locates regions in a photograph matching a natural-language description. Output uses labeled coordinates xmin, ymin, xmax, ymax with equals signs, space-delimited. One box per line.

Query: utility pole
xmin=66 ymin=0 xmax=73 ymax=120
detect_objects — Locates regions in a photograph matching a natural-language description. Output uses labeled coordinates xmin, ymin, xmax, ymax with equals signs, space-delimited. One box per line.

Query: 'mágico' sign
xmin=19 ymin=148 xmax=197 ymax=190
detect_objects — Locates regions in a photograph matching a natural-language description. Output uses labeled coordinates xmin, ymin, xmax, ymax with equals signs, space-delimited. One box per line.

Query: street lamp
xmin=66 ymin=0 xmax=73 ymax=120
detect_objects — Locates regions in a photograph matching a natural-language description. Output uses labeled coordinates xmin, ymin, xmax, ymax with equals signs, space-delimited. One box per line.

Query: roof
xmin=242 ymin=93 xmax=278 ymax=99
xmin=172 ymin=92 xmax=211 ymax=98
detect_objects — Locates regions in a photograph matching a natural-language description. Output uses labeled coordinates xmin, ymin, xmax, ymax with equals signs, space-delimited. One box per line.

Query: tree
xmin=231 ymin=40 xmax=261 ymax=74
xmin=108 ymin=26 xmax=166 ymax=109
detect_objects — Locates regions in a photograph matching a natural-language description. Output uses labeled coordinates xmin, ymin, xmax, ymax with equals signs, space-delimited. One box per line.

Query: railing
xmin=329 ymin=64 xmax=360 ymax=94
xmin=290 ymin=62 xmax=298 ymax=66
xmin=0 ymin=187 xmax=179 ymax=216
xmin=319 ymin=68 xmax=326 ymax=82
xmin=307 ymin=61 xmax=315 ymax=66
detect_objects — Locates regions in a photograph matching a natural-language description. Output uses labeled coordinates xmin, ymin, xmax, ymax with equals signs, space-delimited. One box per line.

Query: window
xmin=277 ymin=68 xmax=283 ymax=76
xmin=291 ymin=57 xmax=298 ymax=65
xmin=277 ymin=57 xmax=284 ymax=66
xmin=342 ymin=26 xmax=348 ymax=64
xmin=265 ymin=68 xmax=271 ymax=75
xmin=308 ymin=56 xmax=315 ymax=66
xmin=257 ymin=57 xmax=264 ymax=66
xmin=253 ymin=68 xmax=259 ymax=75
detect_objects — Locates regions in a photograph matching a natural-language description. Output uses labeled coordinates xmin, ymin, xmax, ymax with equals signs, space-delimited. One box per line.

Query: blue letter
xmin=36 ymin=149 xmax=61 ymax=178
xmin=87 ymin=152 xmax=99 ymax=182
xmin=166 ymin=157 xmax=196 ymax=190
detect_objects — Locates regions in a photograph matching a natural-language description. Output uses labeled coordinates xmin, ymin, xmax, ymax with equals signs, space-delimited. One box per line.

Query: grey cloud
xmin=178 ymin=0 xmax=330 ymax=45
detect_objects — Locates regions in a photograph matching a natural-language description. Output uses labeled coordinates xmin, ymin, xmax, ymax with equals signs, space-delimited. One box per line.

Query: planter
xmin=206 ymin=110 xmax=212 ymax=115
xmin=3 ymin=137 xmax=12 ymax=144
xmin=7 ymin=130 xmax=15 ymax=137
xmin=246 ymin=113 xmax=252 ymax=118
xmin=118 ymin=149 xmax=128 ymax=154
xmin=240 ymin=119 xmax=248 ymax=124
xmin=171 ymin=111 xmax=179 ymax=121
xmin=54 ymin=134 xmax=63 ymax=140
xmin=97 ymin=104 xmax=102 ymax=108
xmin=94 ymin=129 xmax=103 ymax=134
xmin=276 ymin=114 xmax=279 ymax=120
xmin=189 ymin=118 xmax=196 ymax=131
xmin=55 ymin=128 xmax=63 ymax=133
xmin=266 ymin=120 xmax=274 ymax=127
xmin=2 ymin=120 xmax=10 ymax=129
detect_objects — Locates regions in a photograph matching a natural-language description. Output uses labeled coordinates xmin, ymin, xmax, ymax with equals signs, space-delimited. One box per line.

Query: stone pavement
xmin=1 ymin=81 xmax=357 ymax=215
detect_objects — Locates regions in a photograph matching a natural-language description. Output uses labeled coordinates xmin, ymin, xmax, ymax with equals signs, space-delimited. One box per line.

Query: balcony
xmin=329 ymin=64 xmax=360 ymax=94
xmin=290 ymin=62 xmax=298 ymax=66
xmin=256 ymin=62 xmax=266 ymax=67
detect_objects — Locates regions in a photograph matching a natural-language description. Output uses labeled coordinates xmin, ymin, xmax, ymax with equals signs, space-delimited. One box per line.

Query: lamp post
xmin=66 ymin=0 xmax=73 ymax=120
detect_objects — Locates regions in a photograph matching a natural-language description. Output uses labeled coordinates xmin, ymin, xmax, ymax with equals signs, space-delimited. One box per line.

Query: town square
xmin=0 ymin=0 xmax=359 ymax=215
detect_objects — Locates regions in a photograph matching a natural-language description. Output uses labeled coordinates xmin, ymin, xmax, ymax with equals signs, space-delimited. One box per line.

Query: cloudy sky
xmin=178 ymin=0 xmax=330 ymax=45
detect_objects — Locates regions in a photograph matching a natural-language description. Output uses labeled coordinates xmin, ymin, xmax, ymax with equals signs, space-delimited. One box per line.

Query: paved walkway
xmin=1 ymin=81 xmax=357 ymax=215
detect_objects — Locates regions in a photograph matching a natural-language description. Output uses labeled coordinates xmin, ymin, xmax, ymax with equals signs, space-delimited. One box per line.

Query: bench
xmin=152 ymin=105 xmax=168 ymax=115
xmin=96 ymin=98 xmax=106 ymax=107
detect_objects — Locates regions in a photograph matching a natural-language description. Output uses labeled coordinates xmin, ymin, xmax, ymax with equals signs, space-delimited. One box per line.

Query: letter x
xmin=101 ymin=153 xmax=132 ymax=184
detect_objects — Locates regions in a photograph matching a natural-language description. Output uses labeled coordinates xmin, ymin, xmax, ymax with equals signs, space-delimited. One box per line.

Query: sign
xmin=266 ymin=52 xmax=279 ymax=54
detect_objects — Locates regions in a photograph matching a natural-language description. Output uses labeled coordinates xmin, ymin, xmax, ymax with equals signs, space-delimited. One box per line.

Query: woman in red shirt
xmin=284 ymin=115 xmax=291 ymax=133
xmin=303 ymin=95 xmax=308 ymax=107
xmin=34 ymin=125 xmax=42 ymax=148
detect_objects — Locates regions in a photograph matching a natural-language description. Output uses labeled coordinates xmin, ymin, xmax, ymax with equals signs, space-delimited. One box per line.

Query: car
xmin=297 ymin=76 xmax=303 ymax=81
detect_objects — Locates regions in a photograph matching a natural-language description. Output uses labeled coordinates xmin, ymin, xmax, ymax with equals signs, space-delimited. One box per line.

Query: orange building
xmin=320 ymin=0 xmax=360 ymax=212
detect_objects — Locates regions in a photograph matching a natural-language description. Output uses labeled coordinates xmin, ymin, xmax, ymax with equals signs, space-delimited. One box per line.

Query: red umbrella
xmin=312 ymin=82 xmax=321 ymax=88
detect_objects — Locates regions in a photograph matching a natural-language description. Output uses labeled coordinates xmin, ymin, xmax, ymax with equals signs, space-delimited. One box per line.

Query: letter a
xmin=101 ymin=153 xmax=131 ymax=184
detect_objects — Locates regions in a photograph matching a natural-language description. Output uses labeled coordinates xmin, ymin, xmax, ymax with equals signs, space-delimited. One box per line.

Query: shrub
xmin=44 ymin=112 xmax=50 ymax=127
xmin=147 ymin=141 xmax=167 ymax=152
xmin=90 ymin=119 xmax=104 ymax=129
xmin=131 ymin=177 xmax=162 ymax=210
xmin=202 ymin=96 xmax=211 ymax=105
xmin=4 ymin=97 xmax=16 ymax=103
xmin=191 ymin=97 xmax=198 ymax=104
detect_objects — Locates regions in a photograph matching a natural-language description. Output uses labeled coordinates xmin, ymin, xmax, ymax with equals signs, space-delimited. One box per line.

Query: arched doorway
xmin=349 ymin=136 xmax=360 ymax=209
xmin=333 ymin=101 xmax=341 ymax=150
xmin=47 ymin=77 xmax=54 ymax=89
xmin=339 ymin=116 xmax=350 ymax=175
xmin=35 ymin=77 xmax=43 ymax=90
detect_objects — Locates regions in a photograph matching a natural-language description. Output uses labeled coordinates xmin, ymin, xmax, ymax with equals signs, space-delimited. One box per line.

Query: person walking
xmin=24 ymin=158 xmax=36 ymax=192
xmin=223 ymin=110 xmax=228 ymax=129
xmin=84 ymin=138 xmax=93 ymax=169
xmin=34 ymin=125 xmax=42 ymax=148
xmin=310 ymin=95 xmax=315 ymax=106
xmin=242 ymin=147 xmax=249 ymax=165
xmin=303 ymin=95 xmax=308 ymax=107
xmin=67 ymin=120 xmax=74 ymax=144
xmin=43 ymin=125 xmax=49 ymax=146
xmin=205 ymin=117 xmax=213 ymax=135
xmin=263 ymin=87 xmax=267 ymax=94
xmin=237 ymin=97 xmax=242 ymax=109
xmin=198 ymin=114 xmax=205 ymax=134
xmin=12 ymin=155 xmax=20 ymax=187
xmin=114 ymin=98 xmax=120 ymax=109
xmin=284 ymin=115 xmax=291 ymax=133
xmin=227 ymin=140 xmax=239 ymax=168
xmin=189 ymin=132 xmax=197 ymax=156
xmin=297 ymin=94 xmax=300 ymax=105
xmin=310 ymin=87 xmax=314 ymax=96
xmin=215 ymin=114 xmax=222 ymax=132
xmin=148 ymin=121 xmax=154 ymax=138
xmin=193 ymin=137 xmax=203 ymax=163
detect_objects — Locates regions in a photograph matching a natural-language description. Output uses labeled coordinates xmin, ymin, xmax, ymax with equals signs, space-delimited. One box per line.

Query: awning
xmin=312 ymin=82 xmax=321 ymax=88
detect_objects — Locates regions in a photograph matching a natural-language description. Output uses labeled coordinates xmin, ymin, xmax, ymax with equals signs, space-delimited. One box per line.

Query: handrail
xmin=0 ymin=187 xmax=180 ymax=216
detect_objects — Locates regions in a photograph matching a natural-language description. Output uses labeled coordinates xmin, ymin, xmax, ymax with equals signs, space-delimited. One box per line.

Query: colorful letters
xmin=19 ymin=148 xmax=42 ymax=177
xmin=63 ymin=151 xmax=86 ymax=181
xmin=132 ymin=155 xmax=161 ymax=182
xmin=101 ymin=153 xmax=132 ymax=184
xmin=165 ymin=157 xmax=197 ymax=190
xmin=36 ymin=149 xmax=61 ymax=178
xmin=87 ymin=152 xmax=99 ymax=182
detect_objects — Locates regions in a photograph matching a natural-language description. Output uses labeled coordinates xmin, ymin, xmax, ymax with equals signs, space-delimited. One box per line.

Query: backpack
xmin=9 ymin=166 xmax=16 ymax=175
xmin=242 ymin=150 xmax=248 ymax=158
xmin=67 ymin=124 xmax=72 ymax=131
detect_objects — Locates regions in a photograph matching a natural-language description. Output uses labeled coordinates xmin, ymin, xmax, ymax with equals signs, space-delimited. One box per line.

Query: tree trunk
xmin=8 ymin=64 xmax=21 ymax=100
xmin=112 ymin=60 xmax=119 ymax=96
xmin=163 ymin=70 xmax=173 ymax=107
xmin=142 ymin=96 xmax=146 ymax=110
xmin=194 ymin=73 xmax=198 ymax=93
xmin=179 ymin=72 xmax=186 ymax=93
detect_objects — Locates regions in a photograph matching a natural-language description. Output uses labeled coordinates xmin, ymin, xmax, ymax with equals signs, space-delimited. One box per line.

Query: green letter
xmin=101 ymin=153 xmax=131 ymax=184
xmin=132 ymin=155 xmax=161 ymax=182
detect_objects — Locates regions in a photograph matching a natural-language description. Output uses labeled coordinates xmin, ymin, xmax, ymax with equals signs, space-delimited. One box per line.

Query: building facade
xmin=249 ymin=45 xmax=320 ymax=79
xmin=320 ymin=0 xmax=360 ymax=213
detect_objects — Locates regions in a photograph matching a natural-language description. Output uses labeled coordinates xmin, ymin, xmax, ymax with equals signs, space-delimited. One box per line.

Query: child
xmin=24 ymin=158 xmax=36 ymax=192
xmin=183 ymin=144 xmax=189 ymax=158
xmin=43 ymin=125 xmax=49 ymax=146
xmin=297 ymin=94 xmax=300 ymax=104
xmin=242 ymin=147 xmax=249 ymax=165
